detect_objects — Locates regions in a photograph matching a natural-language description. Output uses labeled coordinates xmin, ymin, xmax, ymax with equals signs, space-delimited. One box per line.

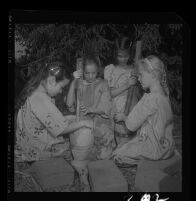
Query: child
xmin=112 ymin=55 xmax=175 ymax=165
xmin=104 ymin=37 xmax=142 ymax=145
xmin=66 ymin=54 xmax=115 ymax=191
xmin=15 ymin=61 xmax=94 ymax=162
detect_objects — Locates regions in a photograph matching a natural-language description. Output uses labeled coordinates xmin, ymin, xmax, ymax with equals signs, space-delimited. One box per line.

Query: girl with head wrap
xmin=104 ymin=37 xmax=143 ymax=145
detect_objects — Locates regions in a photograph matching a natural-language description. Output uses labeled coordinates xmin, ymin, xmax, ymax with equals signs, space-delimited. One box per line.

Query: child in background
xmin=113 ymin=55 xmax=175 ymax=165
xmin=104 ymin=37 xmax=141 ymax=145
xmin=15 ymin=61 xmax=94 ymax=162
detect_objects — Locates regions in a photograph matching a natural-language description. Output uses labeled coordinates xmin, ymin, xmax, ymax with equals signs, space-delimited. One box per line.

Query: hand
xmin=51 ymin=149 xmax=65 ymax=157
xmin=51 ymin=98 xmax=55 ymax=104
xmin=51 ymin=142 xmax=69 ymax=157
xmin=80 ymin=104 xmax=88 ymax=114
xmin=100 ymin=131 xmax=114 ymax=146
xmin=126 ymin=76 xmax=137 ymax=88
xmin=80 ymin=120 xmax=94 ymax=129
xmin=114 ymin=113 xmax=126 ymax=122
xmin=56 ymin=136 xmax=66 ymax=143
xmin=73 ymin=69 xmax=83 ymax=79
xmin=80 ymin=104 xmax=93 ymax=115
xmin=159 ymin=137 xmax=169 ymax=149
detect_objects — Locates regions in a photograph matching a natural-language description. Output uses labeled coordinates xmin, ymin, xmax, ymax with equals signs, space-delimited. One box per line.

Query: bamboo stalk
xmin=134 ymin=40 xmax=142 ymax=62
xmin=76 ymin=58 xmax=83 ymax=122
xmin=76 ymin=87 xmax=80 ymax=122
xmin=124 ymin=40 xmax=142 ymax=116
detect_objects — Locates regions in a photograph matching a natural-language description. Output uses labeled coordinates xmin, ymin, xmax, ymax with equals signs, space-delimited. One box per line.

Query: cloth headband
xmin=144 ymin=58 xmax=154 ymax=70
xmin=144 ymin=58 xmax=170 ymax=97
xmin=49 ymin=66 xmax=60 ymax=75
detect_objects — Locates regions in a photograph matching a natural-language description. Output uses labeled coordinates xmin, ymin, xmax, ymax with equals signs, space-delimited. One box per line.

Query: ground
xmin=14 ymin=115 xmax=182 ymax=192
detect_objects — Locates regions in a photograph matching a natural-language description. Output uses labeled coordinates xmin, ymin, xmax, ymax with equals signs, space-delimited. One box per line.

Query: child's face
xmin=47 ymin=76 xmax=70 ymax=97
xmin=117 ymin=50 xmax=129 ymax=65
xmin=84 ymin=63 xmax=98 ymax=83
xmin=138 ymin=67 xmax=153 ymax=90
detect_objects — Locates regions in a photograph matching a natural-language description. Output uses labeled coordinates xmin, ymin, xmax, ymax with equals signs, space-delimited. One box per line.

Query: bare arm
xmin=66 ymin=80 xmax=77 ymax=112
xmin=57 ymin=119 xmax=93 ymax=137
xmin=111 ymin=76 xmax=137 ymax=98
xmin=58 ymin=121 xmax=83 ymax=136
xmin=110 ymin=83 xmax=130 ymax=98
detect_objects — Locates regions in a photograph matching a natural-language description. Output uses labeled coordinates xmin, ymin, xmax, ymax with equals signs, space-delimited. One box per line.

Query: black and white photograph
xmin=8 ymin=10 xmax=189 ymax=200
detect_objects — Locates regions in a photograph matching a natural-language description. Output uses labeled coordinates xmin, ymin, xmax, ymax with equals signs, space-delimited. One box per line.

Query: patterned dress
xmin=104 ymin=64 xmax=133 ymax=114
xmin=15 ymin=91 xmax=71 ymax=162
xmin=104 ymin=64 xmax=141 ymax=144
xmin=112 ymin=92 xmax=175 ymax=164
xmin=75 ymin=78 xmax=115 ymax=160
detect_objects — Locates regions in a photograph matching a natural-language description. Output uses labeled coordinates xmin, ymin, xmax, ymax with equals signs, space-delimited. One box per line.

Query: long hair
xmin=15 ymin=61 xmax=71 ymax=114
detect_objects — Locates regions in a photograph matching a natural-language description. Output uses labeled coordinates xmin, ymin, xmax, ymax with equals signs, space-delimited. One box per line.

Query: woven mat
xmin=14 ymin=160 xmax=137 ymax=192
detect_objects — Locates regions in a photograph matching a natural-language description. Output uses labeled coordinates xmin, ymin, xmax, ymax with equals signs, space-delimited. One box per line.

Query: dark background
xmin=13 ymin=11 xmax=184 ymax=116
xmin=8 ymin=10 xmax=190 ymax=200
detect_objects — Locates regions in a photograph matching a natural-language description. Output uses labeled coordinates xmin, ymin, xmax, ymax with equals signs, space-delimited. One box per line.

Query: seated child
xmin=113 ymin=55 xmax=175 ymax=165
xmin=15 ymin=61 xmax=94 ymax=162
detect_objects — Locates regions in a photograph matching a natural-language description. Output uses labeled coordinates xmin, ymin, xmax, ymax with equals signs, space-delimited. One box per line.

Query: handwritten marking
xmin=126 ymin=193 xmax=170 ymax=201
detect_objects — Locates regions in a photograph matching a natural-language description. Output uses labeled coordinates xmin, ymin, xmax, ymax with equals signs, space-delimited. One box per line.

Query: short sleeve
xmin=125 ymin=93 xmax=157 ymax=131
xmin=104 ymin=64 xmax=114 ymax=86
xmin=29 ymin=92 xmax=68 ymax=137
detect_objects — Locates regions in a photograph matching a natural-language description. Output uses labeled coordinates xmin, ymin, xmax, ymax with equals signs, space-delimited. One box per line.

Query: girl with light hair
xmin=113 ymin=55 xmax=175 ymax=165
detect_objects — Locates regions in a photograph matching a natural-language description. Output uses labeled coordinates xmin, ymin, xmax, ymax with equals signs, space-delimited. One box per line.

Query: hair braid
xmin=161 ymin=66 xmax=170 ymax=97
xmin=142 ymin=56 xmax=170 ymax=97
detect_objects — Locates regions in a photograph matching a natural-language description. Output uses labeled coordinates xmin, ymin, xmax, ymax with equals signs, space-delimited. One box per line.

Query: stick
xmin=124 ymin=40 xmax=142 ymax=115
xmin=134 ymin=40 xmax=142 ymax=62
xmin=76 ymin=58 xmax=83 ymax=122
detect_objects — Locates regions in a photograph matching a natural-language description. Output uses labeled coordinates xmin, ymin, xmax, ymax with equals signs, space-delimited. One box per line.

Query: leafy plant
xmin=15 ymin=23 xmax=183 ymax=115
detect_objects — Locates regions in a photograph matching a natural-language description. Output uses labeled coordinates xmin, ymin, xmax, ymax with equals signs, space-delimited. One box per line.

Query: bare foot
xmin=80 ymin=182 xmax=91 ymax=192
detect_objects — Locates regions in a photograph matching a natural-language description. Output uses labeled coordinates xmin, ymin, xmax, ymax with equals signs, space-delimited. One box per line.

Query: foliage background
xmin=15 ymin=23 xmax=183 ymax=115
